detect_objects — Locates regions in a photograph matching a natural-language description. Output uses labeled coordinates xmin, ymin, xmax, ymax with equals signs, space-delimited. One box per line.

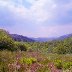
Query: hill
xmin=56 ymin=34 xmax=72 ymax=40
xmin=32 ymin=37 xmax=56 ymax=42
xmin=32 ymin=34 xmax=72 ymax=42
xmin=10 ymin=34 xmax=35 ymax=42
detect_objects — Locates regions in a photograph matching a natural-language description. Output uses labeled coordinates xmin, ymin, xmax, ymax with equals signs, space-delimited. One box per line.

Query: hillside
xmin=11 ymin=33 xmax=72 ymax=42
xmin=10 ymin=34 xmax=35 ymax=42
xmin=24 ymin=35 xmax=72 ymax=54
xmin=57 ymin=34 xmax=72 ymax=40
xmin=32 ymin=34 xmax=72 ymax=42
xmin=32 ymin=37 xmax=56 ymax=42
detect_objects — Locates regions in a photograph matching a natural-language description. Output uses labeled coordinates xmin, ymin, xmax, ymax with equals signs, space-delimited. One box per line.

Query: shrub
xmin=20 ymin=57 xmax=37 ymax=65
xmin=54 ymin=59 xmax=63 ymax=69
xmin=63 ymin=62 xmax=72 ymax=69
xmin=0 ymin=29 xmax=16 ymax=51
xmin=53 ymin=46 xmax=67 ymax=54
xmin=15 ymin=42 xmax=27 ymax=51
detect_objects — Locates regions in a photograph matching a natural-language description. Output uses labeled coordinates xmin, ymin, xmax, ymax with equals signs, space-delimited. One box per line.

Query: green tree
xmin=15 ymin=42 xmax=27 ymax=51
xmin=0 ymin=29 xmax=16 ymax=51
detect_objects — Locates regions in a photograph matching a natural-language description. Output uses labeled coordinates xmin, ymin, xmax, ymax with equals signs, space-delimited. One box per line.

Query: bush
xmin=63 ymin=62 xmax=72 ymax=69
xmin=54 ymin=59 xmax=63 ymax=69
xmin=15 ymin=42 xmax=27 ymax=51
xmin=20 ymin=57 xmax=37 ymax=65
xmin=53 ymin=46 xmax=67 ymax=54
xmin=0 ymin=29 xmax=27 ymax=51
xmin=0 ymin=29 xmax=16 ymax=51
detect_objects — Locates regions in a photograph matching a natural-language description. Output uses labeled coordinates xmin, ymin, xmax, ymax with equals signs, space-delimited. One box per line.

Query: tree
xmin=0 ymin=29 xmax=16 ymax=51
xmin=14 ymin=42 xmax=27 ymax=51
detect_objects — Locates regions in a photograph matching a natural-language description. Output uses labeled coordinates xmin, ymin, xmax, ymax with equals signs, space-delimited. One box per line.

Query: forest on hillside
xmin=0 ymin=29 xmax=72 ymax=72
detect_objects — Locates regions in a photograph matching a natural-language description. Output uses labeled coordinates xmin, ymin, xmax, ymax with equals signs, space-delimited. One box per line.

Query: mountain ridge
xmin=10 ymin=34 xmax=35 ymax=42
xmin=10 ymin=33 xmax=72 ymax=42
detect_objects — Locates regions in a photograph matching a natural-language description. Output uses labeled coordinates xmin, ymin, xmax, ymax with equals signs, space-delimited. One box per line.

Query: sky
xmin=0 ymin=0 xmax=72 ymax=37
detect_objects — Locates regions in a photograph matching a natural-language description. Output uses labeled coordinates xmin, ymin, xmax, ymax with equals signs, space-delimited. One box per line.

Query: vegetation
xmin=0 ymin=51 xmax=72 ymax=72
xmin=14 ymin=42 xmax=27 ymax=51
xmin=0 ymin=29 xmax=15 ymax=51
xmin=24 ymin=38 xmax=72 ymax=54
xmin=0 ymin=29 xmax=27 ymax=51
xmin=0 ymin=29 xmax=72 ymax=72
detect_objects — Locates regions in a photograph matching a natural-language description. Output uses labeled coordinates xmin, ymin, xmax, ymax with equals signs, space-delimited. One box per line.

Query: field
xmin=0 ymin=50 xmax=72 ymax=72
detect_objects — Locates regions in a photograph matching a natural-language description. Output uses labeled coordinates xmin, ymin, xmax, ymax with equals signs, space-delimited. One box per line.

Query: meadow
xmin=0 ymin=50 xmax=72 ymax=72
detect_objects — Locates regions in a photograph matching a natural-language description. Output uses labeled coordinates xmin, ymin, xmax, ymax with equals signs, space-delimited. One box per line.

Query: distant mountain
xmin=10 ymin=34 xmax=35 ymax=42
xmin=32 ymin=34 xmax=72 ymax=42
xmin=32 ymin=37 xmax=56 ymax=42
xmin=10 ymin=33 xmax=72 ymax=42
xmin=56 ymin=34 xmax=72 ymax=40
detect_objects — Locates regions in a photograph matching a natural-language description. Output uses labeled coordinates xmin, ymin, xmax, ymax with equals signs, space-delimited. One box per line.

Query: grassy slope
xmin=0 ymin=50 xmax=72 ymax=72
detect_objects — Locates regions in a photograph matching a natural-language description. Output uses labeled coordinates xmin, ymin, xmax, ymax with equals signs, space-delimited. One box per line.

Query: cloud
xmin=0 ymin=0 xmax=72 ymax=37
xmin=0 ymin=0 xmax=56 ymax=23
xmin=0 ymin=0 xmax=72 ymax=24
xmin=26 ymin=0 xmax=36 ymax=4
xmin=35 ymin=24 xmax=72 ymax=37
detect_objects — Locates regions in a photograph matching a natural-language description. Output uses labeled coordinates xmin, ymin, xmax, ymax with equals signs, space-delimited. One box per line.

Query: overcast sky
xmin=0 ymin=0 xmax=72 ymax=37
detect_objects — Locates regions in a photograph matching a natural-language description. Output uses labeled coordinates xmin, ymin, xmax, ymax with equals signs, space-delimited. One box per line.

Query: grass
xmin=0 ymin=50 xmax=72 ymax=72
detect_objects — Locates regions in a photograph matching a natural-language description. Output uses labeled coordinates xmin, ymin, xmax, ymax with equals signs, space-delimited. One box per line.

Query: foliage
xmin=54 ymin=58 xmax=72 ymax=70
xmin=63 ymin=62 xmax=72 ymax=69
xmin=0 ymin=29 xmax=16 ymax=51
xmin=37 ymin=66 xmax=50 ymax=72
xmin=54 ymin=59 xmax=63 ymax=69
xmin=0 ymin=51 xmax=72 ymax=72
xmin=20 ymin=57 xmax=37 ymax=65
xmin=24 ymin=37 xmax=72 ymax=54
xmin=14 ymin=42 xmax=27 ymax=51
xmin=0 ymin=29 xmax=28 ymax=51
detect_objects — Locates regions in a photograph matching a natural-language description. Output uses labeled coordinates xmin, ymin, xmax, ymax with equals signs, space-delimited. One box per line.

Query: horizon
xmin=0 ymin=0 xmax=72 ymax=37
xmin=1 ymin=28 xmax=72 ymax=38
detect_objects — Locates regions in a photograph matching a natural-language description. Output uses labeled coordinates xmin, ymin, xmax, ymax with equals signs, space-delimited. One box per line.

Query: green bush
xmin=53 ymin=45 xmax=66 ymax=54
xmin=63 ymin=62 xmax=72 ymax=69
xmin=0 ymin=29 xmax=16 ymax=51
xmin=20 ymin=57 xmax=37 ymax=65
xmin=54 ymin=59 xmax=63 ymax=69
xmin=15 ymin=42 xmax=27 ymax=51
xmin=0 ymin=29 xmax=27 ymax=51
